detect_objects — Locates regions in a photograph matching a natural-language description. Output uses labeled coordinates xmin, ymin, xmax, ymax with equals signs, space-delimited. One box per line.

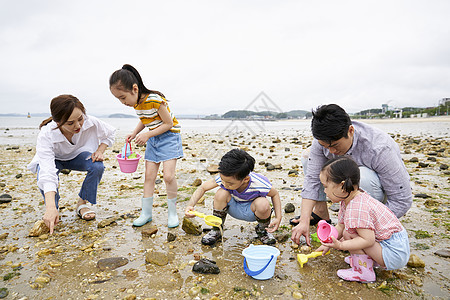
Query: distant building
xmin=382 ymin=104 xmax=388 ymax=113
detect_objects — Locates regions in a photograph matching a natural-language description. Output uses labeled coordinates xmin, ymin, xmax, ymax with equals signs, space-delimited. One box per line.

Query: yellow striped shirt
xmin=134 ymin=94 xmax=180 ymax=133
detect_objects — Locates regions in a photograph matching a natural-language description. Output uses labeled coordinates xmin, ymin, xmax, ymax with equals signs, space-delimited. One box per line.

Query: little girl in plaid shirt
xmin=316 ymin=156 xmax=410 ymax=283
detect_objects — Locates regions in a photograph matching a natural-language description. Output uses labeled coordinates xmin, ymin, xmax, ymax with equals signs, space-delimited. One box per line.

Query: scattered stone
xmin=434 ymin=249 xmax=450 ymax=258
xmin=60 ymin=169 xmax=71 ymax=175
xmin=266 ymin=164 xmax=275 ymax=171
xmin=145 ymin=251 xmax=169 ymax=266
xmin=418 ymin=162 xmax=429 ymax=168
xmin=409 ymin=157 xmax=419 ymax=163
xmin=167 ymin=232 xmax=176 ymax=242
xmin=407 ymin=254 xmax=425 ymax=268
xmin=288 ymin=170 xmax=299 ymax=176
xmin=275 ymin=233 xmax=291 ymax=243
xmin=284 ymin=203 xmax=295 ymax=213
xmin=414 ymin=193 xmax=430 ymax=199
xmin=273 ymin=139 xmax=281 ymax=143
xmin=142 ymin=226 xmax=158 ymax=237
xmin=206 ymin=164 xmax=219 ymax=174
xmin=29 ymin=220 xmax=49 ymax=237
xmin=192 ymin=178 xmax=202 ymax=186
xmin=35 ymin=275 xmax=51 ymax=285
xmin=155 ymin=178 xmax=162 ymax=184
xmin=427 ymin=152 xmax=438 ymax=156
xmin=424 ymin=199 xmax=440 ymax=208
xmin=124 ymin=294 xmax=136 ymax=300
xmin=285 ymin=147 xmax=291 ymax=151
xmin=440 ymin=164 xmax=449 ymax=170
xmin=0 ymin=233 xmax=8 ymax=240
xmin=189 ymin=286 xmax=202 ymax=297
xmin=292 ymin=291 xmax=303 ymax=299
xmin=329 ymin=202 xmax=340 ymax=212
xmin=427 ymin=156 xmax=437 ymax=162
xmin=97 ymin=216 xmax=119 ymax=228
xmin=0 ymin=194 xmax=12 ymax=203
xmin=181 ymin=218 xmax=202 ymax=235
xmin=192 ymin=258 xmax=220 ymax=274
xmin=0 ymin=288 xmax=8 ymax=298
xmin=97 ymin=257 xmax=129 ymax=271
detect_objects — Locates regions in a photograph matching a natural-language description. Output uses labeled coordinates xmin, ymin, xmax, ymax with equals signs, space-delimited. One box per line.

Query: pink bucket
xmin=317 ymin=220 xmax=338 ymax=243
xmin=116 ymin=153 xmax=141 ymax=173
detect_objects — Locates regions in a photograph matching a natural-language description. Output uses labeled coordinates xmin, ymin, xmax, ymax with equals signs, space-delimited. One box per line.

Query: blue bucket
xmin=242 ymin=244 xmax=280 ymax=280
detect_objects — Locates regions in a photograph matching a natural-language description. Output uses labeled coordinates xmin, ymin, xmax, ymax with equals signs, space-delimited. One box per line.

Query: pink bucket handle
xmin=124 ymin=139 xmax=132 ymax=160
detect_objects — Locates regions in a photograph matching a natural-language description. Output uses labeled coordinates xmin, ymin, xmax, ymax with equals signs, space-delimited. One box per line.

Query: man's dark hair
xmin=311 ymin=104 xmax=352 ymax=144
xmin=219 ymin=149 xmax=255 ymax=180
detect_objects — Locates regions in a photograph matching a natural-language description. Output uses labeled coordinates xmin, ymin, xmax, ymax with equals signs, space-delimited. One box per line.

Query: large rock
xmin=182 ymin=217 xmax=202 ymax=235
xmin=192 ymin=258 xmax=220 ymax=274
xmin=97 ymin=257 xmax=129 ymax=271
xmin=29 ymin=220 xmax=50 ymax=237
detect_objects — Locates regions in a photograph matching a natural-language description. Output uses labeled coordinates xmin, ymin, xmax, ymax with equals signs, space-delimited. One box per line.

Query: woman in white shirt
xmin=28 ymin=95 xmax=116 ymax=234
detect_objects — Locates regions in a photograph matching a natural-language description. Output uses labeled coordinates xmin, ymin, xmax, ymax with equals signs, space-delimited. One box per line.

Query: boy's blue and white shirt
xmin=214 ymin=172 xmax=272 ymax=202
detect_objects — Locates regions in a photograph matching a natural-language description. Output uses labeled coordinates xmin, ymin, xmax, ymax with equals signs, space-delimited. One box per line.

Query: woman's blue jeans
xmin=37 ymin=151 xmax=104 ymax=208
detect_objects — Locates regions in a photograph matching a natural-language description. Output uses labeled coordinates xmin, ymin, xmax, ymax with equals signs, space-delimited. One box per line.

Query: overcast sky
xmin=1 ymin=0 xmax=449 ymax=116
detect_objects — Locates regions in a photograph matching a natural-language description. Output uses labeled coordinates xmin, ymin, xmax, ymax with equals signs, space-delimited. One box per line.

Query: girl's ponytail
xmin=321 ymin=157 xmax=360 ymax=198
xmin=110 ymin=64 xmax=166 ymax=104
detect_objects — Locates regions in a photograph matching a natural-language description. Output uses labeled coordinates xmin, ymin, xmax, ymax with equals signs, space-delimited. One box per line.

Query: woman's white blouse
xmin=27 ymin=115 xmax=116 ymax=194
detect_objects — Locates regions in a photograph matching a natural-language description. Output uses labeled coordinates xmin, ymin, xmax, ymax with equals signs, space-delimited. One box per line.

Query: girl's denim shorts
xmin=145 ymin=131 xmax=184 ymax=163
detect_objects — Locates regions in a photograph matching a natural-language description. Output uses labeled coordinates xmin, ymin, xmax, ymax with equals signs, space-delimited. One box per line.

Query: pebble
xmin=192 ymin=258 xmax=220 ymax=274
xmin=97 ymin=257 xmax=129 ymax=271
xmin=181 ymin=217 xmax=202 ymax=235
xmin=97 ymin=216 xmax=119 ymax=228
xmin=167 ymin=232 xmax=176 ymax=242
xmin=29 ymin=220 xmax=49 ymax=237
xmin=284 ymin=203 xmax=295 ymax=213
xmin=0 ymin=288 xmax=8 ymax=299
xmin=142 ymin=226 xmax=158 ymax=237
xmin=407 ymin=254 xmax=425 ymax=268
xmin=145 ymin=251 xmax=169 ymax=266
xmin=0 ymin=194 xmax=12 ymax=203
xmin=192 ymin=178 xmax=202 ymax=186
xmin=206 ymin=164 xmax=219 ymax=174
xmin=292 ymin=291 xmax=303 ymax=299
xmin=414 ymin=193 xmax=431 ymax=199
xmin=434 ymin=249 xmax=450 ymax=258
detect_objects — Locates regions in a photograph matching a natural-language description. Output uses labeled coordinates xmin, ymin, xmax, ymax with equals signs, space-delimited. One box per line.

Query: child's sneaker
xmin=255 ymin=224 xmax=276 ymax=245
xmin=201 ymin=229 xmax=222 ymax=246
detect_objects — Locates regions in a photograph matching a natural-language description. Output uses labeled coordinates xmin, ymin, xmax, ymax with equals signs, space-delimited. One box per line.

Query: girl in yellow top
xmin=110 ymin=64 xmax=183 ymax=228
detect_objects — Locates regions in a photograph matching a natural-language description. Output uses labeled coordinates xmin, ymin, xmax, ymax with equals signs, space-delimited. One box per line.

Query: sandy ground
xmin=0 ymin=122 xmax=449 ymax=300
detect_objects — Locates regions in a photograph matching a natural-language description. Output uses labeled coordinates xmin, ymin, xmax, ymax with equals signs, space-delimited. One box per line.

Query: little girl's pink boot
xmin=337 ymin=254 xmax=376 ymax=283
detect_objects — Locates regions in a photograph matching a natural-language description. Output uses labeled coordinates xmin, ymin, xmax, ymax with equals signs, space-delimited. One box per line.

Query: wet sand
xmin=0 ymin=121 xmax=449 ymax=300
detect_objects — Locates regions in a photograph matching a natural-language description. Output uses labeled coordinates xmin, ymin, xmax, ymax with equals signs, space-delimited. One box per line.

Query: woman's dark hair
xmin=311 ymin=104 xmax=352 ymax=144
xmin=109 ymin=64 xmax=165 ymax=104
xmin=219 ymin=149 xmax=255 ymax=180
xmin=39 ymin=95 xmax=86 ymax=129
xmin=321 ymin=156 xmax=360 ymax=198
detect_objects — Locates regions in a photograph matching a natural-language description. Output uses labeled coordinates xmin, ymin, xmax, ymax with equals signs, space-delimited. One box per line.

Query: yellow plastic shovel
xmin=189 ymin=210 xmax=222 ymax=228
xmin=297 ymin=251 xmax=330 ymax=268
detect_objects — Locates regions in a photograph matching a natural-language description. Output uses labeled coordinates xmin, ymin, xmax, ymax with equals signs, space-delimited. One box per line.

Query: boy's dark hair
xmin=219 ymin=149 xmax=255 ymax=180
xmin=322 ymin=157 xmax=360 ymax=197
xmin=109 ymin=64 xmax=166 ymax=104
xmin=311 ymin=104 xmax=352 ymax=144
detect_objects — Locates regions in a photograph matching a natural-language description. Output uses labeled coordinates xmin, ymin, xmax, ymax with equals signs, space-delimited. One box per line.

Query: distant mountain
xmin=0 ymin=113 xmax=50 ymax=117
xmin=219 ymin=109 xmax=310 ymax=119
xmin=108 ymin=113 xmax=137 ymax=118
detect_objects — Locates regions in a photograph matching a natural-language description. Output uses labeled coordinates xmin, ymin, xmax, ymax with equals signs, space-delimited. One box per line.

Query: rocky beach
xmin=0 ymin=117 xmax=449 ymax=300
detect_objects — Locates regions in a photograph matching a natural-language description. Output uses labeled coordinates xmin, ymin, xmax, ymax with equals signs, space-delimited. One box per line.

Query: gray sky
xmin=1 ymin=0 xmax=449 ymax=116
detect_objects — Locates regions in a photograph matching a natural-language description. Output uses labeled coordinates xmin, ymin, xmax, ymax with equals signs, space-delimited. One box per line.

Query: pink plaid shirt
xmin=338 ymin=192 xmax=403 ymax=242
